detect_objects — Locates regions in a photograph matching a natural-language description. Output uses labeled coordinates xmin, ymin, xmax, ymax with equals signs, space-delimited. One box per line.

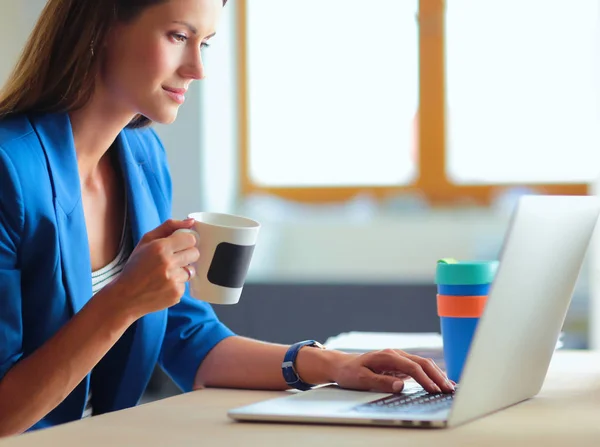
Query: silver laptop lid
xmin=448 ymin=195 xmax=600 ymax=427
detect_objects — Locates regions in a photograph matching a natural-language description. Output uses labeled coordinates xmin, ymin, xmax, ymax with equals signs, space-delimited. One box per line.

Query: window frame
xmin=236 ymin=0 xmax=588 ymax=205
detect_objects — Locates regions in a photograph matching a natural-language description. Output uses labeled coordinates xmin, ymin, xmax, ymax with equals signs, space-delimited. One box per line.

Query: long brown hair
xmin=0 ymin=0 xmax=227 ymax=129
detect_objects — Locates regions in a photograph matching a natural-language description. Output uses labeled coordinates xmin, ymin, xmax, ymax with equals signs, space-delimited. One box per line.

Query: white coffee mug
xmin=176 ymin=212 xmax=260 ymax=305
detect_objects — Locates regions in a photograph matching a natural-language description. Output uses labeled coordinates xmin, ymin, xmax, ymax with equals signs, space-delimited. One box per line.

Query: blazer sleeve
xmin=144 ymin=129 xmax=236 ymax=392
xmin=0 ymin=146 xmax=24 ymax=380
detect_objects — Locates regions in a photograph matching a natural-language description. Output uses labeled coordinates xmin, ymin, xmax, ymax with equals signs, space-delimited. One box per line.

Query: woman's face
xmin=100 ymin=0 xmax=222 ymax=124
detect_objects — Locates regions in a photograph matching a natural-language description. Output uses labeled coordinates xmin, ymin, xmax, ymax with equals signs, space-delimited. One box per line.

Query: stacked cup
xmin=435 ymin=258 xmax=499 ymax=383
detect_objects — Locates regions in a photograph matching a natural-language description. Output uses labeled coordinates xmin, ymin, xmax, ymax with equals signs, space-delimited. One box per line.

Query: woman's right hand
xmin=103 ymin=218 xmax=200 ymax=321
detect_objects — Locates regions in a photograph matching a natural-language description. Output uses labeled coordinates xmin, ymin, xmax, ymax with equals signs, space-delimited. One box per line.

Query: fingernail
xmin=446 ymin=380 xmax=455 ymax=391
xmin=432 ymin=383 xmax=442 ymax=394
xmin=184 ymin=218 xmax=195 ymax=223
xmin=392 ymin=381 xmax=404 ymax=393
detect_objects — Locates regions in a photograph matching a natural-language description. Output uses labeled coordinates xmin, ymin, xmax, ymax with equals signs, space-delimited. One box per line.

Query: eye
xmin=170 ymin=33 xmax=187 ymax=43
xmin=201 ymin=42 xmax=211 ymax=49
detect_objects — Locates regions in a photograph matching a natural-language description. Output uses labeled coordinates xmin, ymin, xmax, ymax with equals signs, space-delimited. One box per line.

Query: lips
xmin=163 ymin=86 xmax=187 ymax=104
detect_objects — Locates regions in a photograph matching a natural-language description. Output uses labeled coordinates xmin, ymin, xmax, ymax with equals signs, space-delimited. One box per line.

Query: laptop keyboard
xmin=353 ymin=389 xmax=455 ymax=414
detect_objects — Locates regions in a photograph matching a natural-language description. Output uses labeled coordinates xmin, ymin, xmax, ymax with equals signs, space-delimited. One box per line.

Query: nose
xmin=180 ymin=46 xmax=206 ymax=80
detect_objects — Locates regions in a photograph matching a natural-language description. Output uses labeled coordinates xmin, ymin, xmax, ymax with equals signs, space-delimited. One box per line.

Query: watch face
xmin=207 ymin=242 xmax=255 ymax=288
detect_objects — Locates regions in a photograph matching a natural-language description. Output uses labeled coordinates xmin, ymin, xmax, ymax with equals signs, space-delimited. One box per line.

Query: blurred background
xmin=2 ymin=0 xmax=600 ymax=402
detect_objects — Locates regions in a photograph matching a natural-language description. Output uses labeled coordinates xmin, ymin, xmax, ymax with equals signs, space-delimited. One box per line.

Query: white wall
xmin=0 ymin=1 xmax=44 ymax=83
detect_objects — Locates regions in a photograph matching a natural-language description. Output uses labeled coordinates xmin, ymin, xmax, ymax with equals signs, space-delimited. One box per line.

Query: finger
xmin=361 ymin=370 xmax=405 ymax=394
xmin=414 ymin=354 xmax=453 ymax=391
xmin=437 ymin=366 xmax=453 ymax=387
xmin=172 ymin=265 xmax=193 ymax=283
xmin=173 ymin=246 xmax=200 ymax=267
xmin=404 ymin=352 xmax=452 ymax=390
xmin=185 ymin=265 xmax=196 ymax=279
xmin=182 ymin=265 xmax=195 ymax=281
xmin=166 ymin=230 xmax=198 ymax=253
xmin=406 ymin=355 xmax=454 ymax=393
xmin=142 ymin=218 xmax=195 ymax=243
xmin=403 ymin=360 xmax=444 ymax=394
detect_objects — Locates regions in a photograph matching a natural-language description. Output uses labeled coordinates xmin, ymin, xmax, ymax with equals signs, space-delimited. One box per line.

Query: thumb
xmin=365 ymin=372 xmax=405 ymax=394
xmin=141 ymin=218 xmax=195 ymax=243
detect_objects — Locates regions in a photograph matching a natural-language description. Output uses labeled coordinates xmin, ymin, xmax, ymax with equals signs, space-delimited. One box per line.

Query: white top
xmin=83 ymin=212 xmax=131 ymax=418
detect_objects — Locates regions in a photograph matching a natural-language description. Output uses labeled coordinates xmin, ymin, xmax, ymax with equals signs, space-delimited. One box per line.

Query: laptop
xmin=228 ymin=195 xmax=600 ymax=428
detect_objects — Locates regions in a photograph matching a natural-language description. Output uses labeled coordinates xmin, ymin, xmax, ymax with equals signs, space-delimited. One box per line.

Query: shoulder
xmin=0 ymin=116 xmax=35 ymax=241
xmin=0 ymin=114 xmax=47 ymax=185
xmin=0 ymin=114 xmax=51 ymax=191
xmin=0 ymin=114 xmax=36 ymax=148
xmin=0 ymin=114 xmax=47 ymax=172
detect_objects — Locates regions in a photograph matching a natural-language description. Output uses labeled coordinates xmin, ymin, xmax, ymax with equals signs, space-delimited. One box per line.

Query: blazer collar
xmin=115 ymin=130 xmax=161 ymax=244
xmin=30 ymin=113 xmax=82 ymax=215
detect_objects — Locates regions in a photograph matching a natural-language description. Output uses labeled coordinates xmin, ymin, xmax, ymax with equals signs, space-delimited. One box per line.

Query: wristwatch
xmin=282 ymin=340 xmax=326 ymax=391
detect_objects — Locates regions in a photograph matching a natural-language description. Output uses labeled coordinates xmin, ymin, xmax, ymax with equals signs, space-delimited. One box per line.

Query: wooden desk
xmin=2 ymin=351 xmax=600 ymax=446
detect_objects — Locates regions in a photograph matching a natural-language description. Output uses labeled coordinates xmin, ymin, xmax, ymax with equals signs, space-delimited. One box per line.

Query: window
xmin=447 ymin=0 xmax=600 ymax=184
xmin=243 ymin=0 xmax=418 ymax=189
xmin=238 ymin=0 xmax=589 ymax=204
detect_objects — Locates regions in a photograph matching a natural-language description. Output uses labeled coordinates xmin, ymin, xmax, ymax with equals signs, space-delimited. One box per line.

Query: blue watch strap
xmin=282 ymin=340 xmax=325 ymax=391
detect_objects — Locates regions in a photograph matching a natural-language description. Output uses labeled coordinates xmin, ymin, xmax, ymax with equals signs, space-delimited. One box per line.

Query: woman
xmin=0 ymin=0 xmax=454 ymax=436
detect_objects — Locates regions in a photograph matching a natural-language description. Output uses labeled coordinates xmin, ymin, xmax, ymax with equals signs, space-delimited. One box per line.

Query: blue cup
xmin=435 ymin=259 xmax=498 ymax=382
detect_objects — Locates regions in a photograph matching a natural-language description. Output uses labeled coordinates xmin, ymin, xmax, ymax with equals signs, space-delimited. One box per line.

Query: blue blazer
xmin=0 ymin=113 xmax=234 ymax=430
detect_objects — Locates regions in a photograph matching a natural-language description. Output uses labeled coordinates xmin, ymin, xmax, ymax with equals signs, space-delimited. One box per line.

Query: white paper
xmin=324 ymin=331 xmax=443 ymax=353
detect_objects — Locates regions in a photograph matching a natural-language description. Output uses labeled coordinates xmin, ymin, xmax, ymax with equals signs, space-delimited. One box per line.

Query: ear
xmin=104 ymin=24 xmax=120 ymax=49
xmin=99 ymin=22 xmax=126 ymax=64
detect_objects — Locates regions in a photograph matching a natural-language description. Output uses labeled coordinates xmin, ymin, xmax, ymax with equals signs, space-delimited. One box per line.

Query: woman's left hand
xmin=331 ymin=349 xmax=455 ymax=394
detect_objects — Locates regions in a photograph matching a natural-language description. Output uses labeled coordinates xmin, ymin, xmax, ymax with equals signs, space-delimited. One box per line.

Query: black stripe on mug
xmin=207 ymin=242 xmax=256 ymax=288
